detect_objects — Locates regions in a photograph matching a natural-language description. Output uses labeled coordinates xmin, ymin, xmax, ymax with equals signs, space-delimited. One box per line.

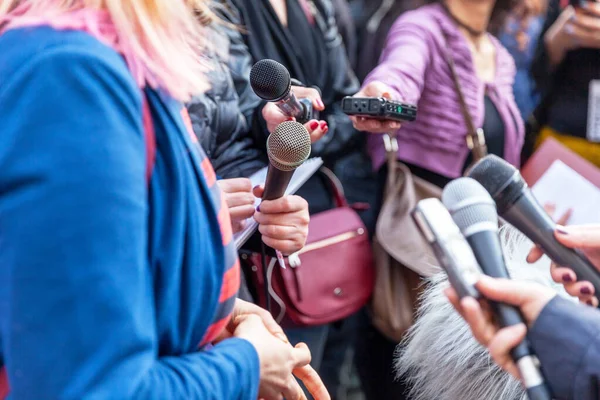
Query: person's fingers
xmin=476 ymin=276 xmax=556 ymax=322
xmin=444 ymin=286 xmax=468 ymax=320
xmin=233 ymin=299 xmax=289 ymax=342
xmin=252 ymin=185 xmax=265 ymax=199
xmin=304 ymin=120 xmax=328 ymax=143
xmin=550 ymin=262 xmax=577 ymax=283
xmin=543 ymin=202 xmax=556 ymax=216
xmin=229 ymin=205 xmax=256 ymax=222
xmin=526 ymin=245 xmax=544 ymax=263
xmin=291 ymin=87 xmax=324 ymax=111
xmin=360 ymin=81 xmax=394 ymax=98
xmin=460 ymin=296 xmax=496 ymax=346
xmin=565 ymin=280 xmax=596 ymax=299
xmin=261 ymin=237 xmax=304 ymax=255
xmin=259 ymin=224 xmax=299 ymax=240
xmin=231 ymin=220 xmax=247 ymax=234
xmin=224 ymin=191 xmax=256 ymax=208
xmin=585 ymin=296 xmax=599 ymax=307
xmin=257 ymin=196 xmax=308 ymax=215
xmin=555 ymin=224 xmax=600 ymax=248
xmin=217 ymin=178 xmax=253 ymax=194
xmin=291 ymin=343 xmax=312 ymax=367
xmin=487 ymin=324 xmax=528 ymax=380
xmin=255 ymin=211 xmax=309 ymax=229
xmin=294 ymin=364 xmax=331 ymax=400
xmin=280 ymin=376 xmax=307 ymax=400
xmin=557 ymin=208 xmax=573 ymax=225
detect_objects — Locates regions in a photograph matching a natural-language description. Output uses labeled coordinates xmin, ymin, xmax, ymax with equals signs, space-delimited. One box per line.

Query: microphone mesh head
xmin=442 ymin=177 xmax=498 ymax=233
xmin=267 ymin=121 xmax=311 ymax=171
xmin=250 ymin=59 xmax=291 ymax=101
xmin=467 ymin=155 xmax=519 ymax=197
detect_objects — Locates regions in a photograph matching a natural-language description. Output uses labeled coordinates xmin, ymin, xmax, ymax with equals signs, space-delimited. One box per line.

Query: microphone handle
xmin=504 ymin=191 xmax=600 ymax=298
xmin=262 ymin=164 xmax=295 ymax=201
xmin=527 ymin=384 xmax=553 ymax=400
xmin=468 ymin=232 xmax=552 ymax=399
xmin=275 ymin=92 xmax=307 ymax=123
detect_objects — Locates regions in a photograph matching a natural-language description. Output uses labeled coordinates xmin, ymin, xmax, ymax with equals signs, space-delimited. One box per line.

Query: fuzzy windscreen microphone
xmin=395 ymin=226 xmax=575 ymax=400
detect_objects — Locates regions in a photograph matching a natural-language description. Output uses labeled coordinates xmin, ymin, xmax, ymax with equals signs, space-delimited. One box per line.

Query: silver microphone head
xmin=267 ymin=121 xmax=311 ymax=171
xmin=442 ymin=177 xmax=498 ymax=235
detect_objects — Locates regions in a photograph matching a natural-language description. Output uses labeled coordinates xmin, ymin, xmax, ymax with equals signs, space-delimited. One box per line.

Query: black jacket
xmin=186 ymin=4 xmax=266 ymax=179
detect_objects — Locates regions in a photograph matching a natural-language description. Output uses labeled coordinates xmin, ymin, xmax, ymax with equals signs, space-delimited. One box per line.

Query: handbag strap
xmin=444 ymin=49 xmax=488 ymax=162
xmin=319 ymin=167 xmax=349 ymax=208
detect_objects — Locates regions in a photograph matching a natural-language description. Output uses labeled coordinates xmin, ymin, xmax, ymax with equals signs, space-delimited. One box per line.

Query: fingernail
xmin=253 ymin=185 xmax=260 ymax=191
xmin=382 ymin=92 xmax=391 ymax=98
xmin=316 ymin=99 xmax=324 ymax=108
xmin=556 ymin=226 xmax=569 ymax=235
xmin=287 ymin=117 xmax=295 ymax=121
xmin=320 ymin=122 xmax=328 ymax=129
xmin=310 ymin=121 xmax=319 ymax=130
xmin=581 ymin=286 xmax=592 ymax=295
xmin=256 ymin=205 xmax=260 ymax=212
xmin=587 ymin=300 xmax=595 ymax=306
xmin=563 ymin=273 xmax=573 ymax=282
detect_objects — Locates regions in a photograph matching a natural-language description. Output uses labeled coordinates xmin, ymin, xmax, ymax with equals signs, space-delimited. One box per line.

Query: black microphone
xmin=468 ymin=155 xmax=600 ymax=297
xmin=443 ymin=177 xmax=552 ymax=400
xmin=250 ymin=59 xmax=317 ymax=124
xmin=262 ymin=120 xmax=311 ymax=200
xmin=412 ymin=198 xmax=481 ymax=300
xmin=260 ymin=121 xmax=311 ymax=311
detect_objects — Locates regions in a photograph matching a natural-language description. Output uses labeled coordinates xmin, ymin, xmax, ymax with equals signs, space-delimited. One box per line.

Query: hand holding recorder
xmin=348 ymin=81 xmax=417 ymax=133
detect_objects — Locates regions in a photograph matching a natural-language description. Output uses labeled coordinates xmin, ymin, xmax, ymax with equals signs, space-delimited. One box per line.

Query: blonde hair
xmin=0 ymin=0 xmax=213 ymax=101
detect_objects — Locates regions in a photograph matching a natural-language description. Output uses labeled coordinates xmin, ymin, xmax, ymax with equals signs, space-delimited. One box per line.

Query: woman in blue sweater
xmin=0 ymin=1 xmax=328 ymax=399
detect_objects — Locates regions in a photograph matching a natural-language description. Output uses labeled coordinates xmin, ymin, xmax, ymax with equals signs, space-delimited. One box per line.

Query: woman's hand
xmin=446 ymin=275 xmax=556 ymax=380
xmin=253 ymin=186 xmax=309 ymax=254
xmin=217 ymin=178 xmax=256 ymax=233
xmin=545 ymin=3 xmax=600 ymax=66
xmin=233 ymin=314 xmax=330 ymax=400
xmin=350 ymin=81 xmax=402 ymax=133
xmin=528 ymin=224 xmax=600 ymax=306
xmin=262 ymin=86 xmax=328 ymax=143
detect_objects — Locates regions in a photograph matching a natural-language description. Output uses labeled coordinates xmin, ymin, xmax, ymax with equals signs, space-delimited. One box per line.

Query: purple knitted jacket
xmin=364 ymin=4 xmax=524 ymax=176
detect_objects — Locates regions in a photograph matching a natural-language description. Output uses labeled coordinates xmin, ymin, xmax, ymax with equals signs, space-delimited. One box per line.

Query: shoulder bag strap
xmin=444 ymin=49 xmax=488 ymax=162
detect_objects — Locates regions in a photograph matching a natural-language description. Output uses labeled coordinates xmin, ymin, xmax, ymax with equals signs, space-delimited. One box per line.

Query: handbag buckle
xmin=383 ymin=134 xmax=398 ymax=153
xmin=466 ymin=128 xmax=486 ymax=150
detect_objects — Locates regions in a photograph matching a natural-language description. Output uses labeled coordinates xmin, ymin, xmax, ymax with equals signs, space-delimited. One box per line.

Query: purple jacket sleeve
xmin=529 ymin=296 xmax=600 ymax=400
xmin=362 ymin=16 xmax=433 ymax=104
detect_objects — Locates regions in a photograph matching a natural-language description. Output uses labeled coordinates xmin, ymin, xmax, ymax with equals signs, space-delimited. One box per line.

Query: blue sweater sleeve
xmin=0 ymin=37 xmax=259 ymax=399
xmin=529 ymin=296 xmax=600 ymax=400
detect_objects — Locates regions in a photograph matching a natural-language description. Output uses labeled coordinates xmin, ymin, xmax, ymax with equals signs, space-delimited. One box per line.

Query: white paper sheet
xmin=233 ymin=157 xmax=324 ymax=249
xmin=531 ymin=159 xmax=600 ymax=225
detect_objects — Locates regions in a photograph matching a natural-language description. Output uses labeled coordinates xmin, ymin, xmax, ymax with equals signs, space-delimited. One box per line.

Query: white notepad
xmin=233 ymin=157 xmax=324 ymax=249
xmin=532 ymin=159 xmax=600 ymax=225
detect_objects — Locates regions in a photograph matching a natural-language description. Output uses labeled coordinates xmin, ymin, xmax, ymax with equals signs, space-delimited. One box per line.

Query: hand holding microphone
xmin=467 ymin=154 xmax=600 ymax=304
xmin=251 ymin=59 xmax=328 ymax=143
xmin=442 ymin=177 xmax=552 ymax=400
xmin=528 ymin=224 xmax=600 ymax=307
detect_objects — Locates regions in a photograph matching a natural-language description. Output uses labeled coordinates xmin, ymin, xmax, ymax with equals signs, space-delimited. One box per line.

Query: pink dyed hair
xmin=0 ymin=0 xmax=212 ymax=101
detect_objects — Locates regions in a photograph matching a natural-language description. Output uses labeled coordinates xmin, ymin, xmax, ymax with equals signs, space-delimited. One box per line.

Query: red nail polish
xmin=310 ymin=121 xmax=319 ymax=130
xmin=581 ymin=286 xmax=592 ymax=295
xmin=563 ymin=273 xmax=573 ymax=282
xmin=320 ymin=122 xmax=328 ymax=129
xmin=256 ymin=205 xmax=260 ymax=212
